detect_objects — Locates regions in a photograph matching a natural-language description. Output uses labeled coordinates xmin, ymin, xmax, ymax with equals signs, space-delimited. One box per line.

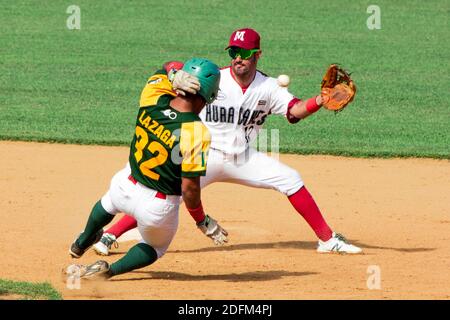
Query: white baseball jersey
xmin=200 ymin=67 xmax=296 ymax=155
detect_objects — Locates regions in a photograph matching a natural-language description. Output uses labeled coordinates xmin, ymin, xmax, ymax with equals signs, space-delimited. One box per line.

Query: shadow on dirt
xmin=167 ymin=240 xmax=435 ymax=254
xmin=351 ymin=241 xmax=436 ymax=253
xmin=111 ymin=270 xmax=318 ymax=282
xmin=109 ymin=240 xmax=436 ymax=257
xmin=169 ymin=241 xmax=317 ymax=253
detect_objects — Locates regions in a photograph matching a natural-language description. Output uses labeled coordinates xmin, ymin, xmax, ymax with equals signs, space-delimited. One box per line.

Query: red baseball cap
xmin=225 ymin=28 xmax=260 ymax=50
xmin=163 ymin=61 xmax=184 ymax=73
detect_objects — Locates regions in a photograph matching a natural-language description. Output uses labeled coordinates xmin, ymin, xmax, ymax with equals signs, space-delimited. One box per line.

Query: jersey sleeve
xmin=179 ymin=121 xmax=211 ymax=177
xmin=268 ymin=78 xmax=296 ymax=116
xmin=139 ymin=69 xmax=177 ymax=107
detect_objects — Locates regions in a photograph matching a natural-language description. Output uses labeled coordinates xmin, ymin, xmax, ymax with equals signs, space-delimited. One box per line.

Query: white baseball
xmin=277 ymin=74 xmax=290 ymax=87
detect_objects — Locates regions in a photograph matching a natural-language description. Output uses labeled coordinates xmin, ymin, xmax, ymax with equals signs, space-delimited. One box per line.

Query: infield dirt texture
xmin=1 ymin=141 xmax=449 ymax=299
xmin=1 ymin=1 xmax=449 ymax=300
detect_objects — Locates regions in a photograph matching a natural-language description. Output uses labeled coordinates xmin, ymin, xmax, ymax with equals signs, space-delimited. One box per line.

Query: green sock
xmin=78 ymin=200 xmax=114 ymax=249
xmin=109 ymin=243 xmax=158 ymax=276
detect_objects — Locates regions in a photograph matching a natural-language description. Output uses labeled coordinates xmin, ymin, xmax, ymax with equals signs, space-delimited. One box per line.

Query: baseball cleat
xmin=93 ymin=233 xmax=118 ymax=256
xmin=69 ymin=241 xmax=84 ymax=259
xmin=317 ymin=232 xmax=362 ymax=254
xmin=69 ymin=229 xmax=103 ymax=258
xmin=80 ymin=260 xmax=111 ymax=280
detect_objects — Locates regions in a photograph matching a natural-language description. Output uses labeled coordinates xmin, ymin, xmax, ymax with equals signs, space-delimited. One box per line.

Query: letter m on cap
xmin=234 ymin=31 xmax=245 ymax=41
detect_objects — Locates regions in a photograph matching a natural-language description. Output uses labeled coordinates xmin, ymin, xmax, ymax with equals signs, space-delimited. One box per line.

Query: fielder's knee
xmin=279 ymin=169 xmax=304 ymax=197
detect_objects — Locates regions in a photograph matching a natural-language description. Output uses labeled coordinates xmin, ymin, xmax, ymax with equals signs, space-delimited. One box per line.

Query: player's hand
xmin=171 ymin=70 xmax=201 ymax=96
xmin=316 ymin=94 xmax=326 ymax=106
xmin=197 ymin=215 xmax=228 ymax=245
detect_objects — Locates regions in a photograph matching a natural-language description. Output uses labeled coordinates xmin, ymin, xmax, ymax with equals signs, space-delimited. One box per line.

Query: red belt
xmin=128 ymin=175 xmax=167 ymax=199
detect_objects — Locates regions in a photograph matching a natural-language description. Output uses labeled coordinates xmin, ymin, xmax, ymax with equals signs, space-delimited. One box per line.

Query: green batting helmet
xmin=182 ymin=58 xmax=220 ymax=103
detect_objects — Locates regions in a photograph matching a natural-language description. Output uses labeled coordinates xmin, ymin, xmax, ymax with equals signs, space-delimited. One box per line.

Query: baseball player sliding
xmin=94 ymin=28 xmax=362 ymax=256
xmin=66 ymin=58 xmax=224 ymax=279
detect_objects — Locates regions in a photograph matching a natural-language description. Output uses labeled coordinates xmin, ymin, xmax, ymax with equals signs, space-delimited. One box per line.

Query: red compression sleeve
xmin=187 ymin=202 xmax=206 ymax=223
xmin=288 ymin=186 xmax=333 ymax=241
xmin=305 ymin=96 xmax=321 ymax=113
xmin=105 ymin=214 xmax=138 ymax=238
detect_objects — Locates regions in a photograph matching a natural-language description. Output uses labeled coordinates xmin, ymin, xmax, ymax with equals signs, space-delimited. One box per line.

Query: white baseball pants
xmin=100 ymin=164 xmax=181 ymax=258
xmin=201 ymin=147 xmax=304 ymax=196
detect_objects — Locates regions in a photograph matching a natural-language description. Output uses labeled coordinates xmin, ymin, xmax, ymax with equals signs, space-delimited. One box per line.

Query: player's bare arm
xmin=181 ymin=176 xmax=202 ymax=208
xmin=288 ymin=95 xmax=325 ymax=120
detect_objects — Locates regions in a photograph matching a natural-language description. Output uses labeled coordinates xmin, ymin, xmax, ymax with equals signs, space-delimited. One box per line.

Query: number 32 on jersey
xmin=134 ymin=126 xmax=168 ymax=181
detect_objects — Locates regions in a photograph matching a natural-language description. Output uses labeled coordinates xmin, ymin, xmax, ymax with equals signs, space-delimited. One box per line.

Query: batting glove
xmin=197 ymin=215 xmax=228 ymax=246
xmin=170 ymin=69 xmax=201 ymax=96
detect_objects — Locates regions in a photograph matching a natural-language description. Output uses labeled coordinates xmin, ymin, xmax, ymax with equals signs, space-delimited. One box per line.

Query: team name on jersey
xmin=204 ymin=105 xmax=269 ymax=126
xmin=138 ymin=110 xmax=177 ymax=148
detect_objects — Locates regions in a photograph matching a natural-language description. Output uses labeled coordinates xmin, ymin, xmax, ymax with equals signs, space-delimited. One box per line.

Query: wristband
xmin=187 ymin=202 xmax=206 ymax=223
xmin=305 ymin=96 xmax=321 ymax=113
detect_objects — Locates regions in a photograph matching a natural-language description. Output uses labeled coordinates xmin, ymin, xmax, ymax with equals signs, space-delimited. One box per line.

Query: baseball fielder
xmin=94 ymin=28 xmax=362 ymax=256
xmin=66 ymin=58 xmax=224 ymax=279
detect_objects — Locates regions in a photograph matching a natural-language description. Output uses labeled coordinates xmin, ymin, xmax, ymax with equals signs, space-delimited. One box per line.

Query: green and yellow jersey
xmin=139 ymin=71 xmax=177 ymax=107
xmin=129 ymin=70 xmax=210 ymax=195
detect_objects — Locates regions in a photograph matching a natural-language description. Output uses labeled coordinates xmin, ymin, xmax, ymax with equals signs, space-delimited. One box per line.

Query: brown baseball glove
xmin=320 ymin=64 xmax=356 ymax=112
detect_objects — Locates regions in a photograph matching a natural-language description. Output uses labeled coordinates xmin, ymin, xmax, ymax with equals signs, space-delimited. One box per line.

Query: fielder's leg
xmin=220 ymin=148 xmax=362 ymax=253
xmin=104 ymin=214 xmax=137 ymax=238
xmin=287 ymin=186 xmax=333 ymax=241
xmin=219 ymin=148 xmax=332 ymax=239
xmin=93 ymin=214 xmax=138 ymax=256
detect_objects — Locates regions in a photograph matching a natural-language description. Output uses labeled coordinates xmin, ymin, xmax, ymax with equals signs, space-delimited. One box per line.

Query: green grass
xmin=0 ymin=279 xmax=62 ymax=300
xmin=0 ymin=0 xmax=449 ymax=158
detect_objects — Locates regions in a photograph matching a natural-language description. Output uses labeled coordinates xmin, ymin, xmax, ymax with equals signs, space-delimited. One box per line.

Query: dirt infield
xmin=0 ymin=141 xmax=449 ymax=299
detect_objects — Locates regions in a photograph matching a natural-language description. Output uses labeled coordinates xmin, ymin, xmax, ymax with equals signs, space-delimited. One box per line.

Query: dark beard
xmin=232 ymin=64 xmax=249 ymax=77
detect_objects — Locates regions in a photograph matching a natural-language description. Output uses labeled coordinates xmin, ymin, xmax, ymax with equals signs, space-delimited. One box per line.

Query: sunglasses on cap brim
xmin=228 ymin=47 xmax=259 ymax=60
